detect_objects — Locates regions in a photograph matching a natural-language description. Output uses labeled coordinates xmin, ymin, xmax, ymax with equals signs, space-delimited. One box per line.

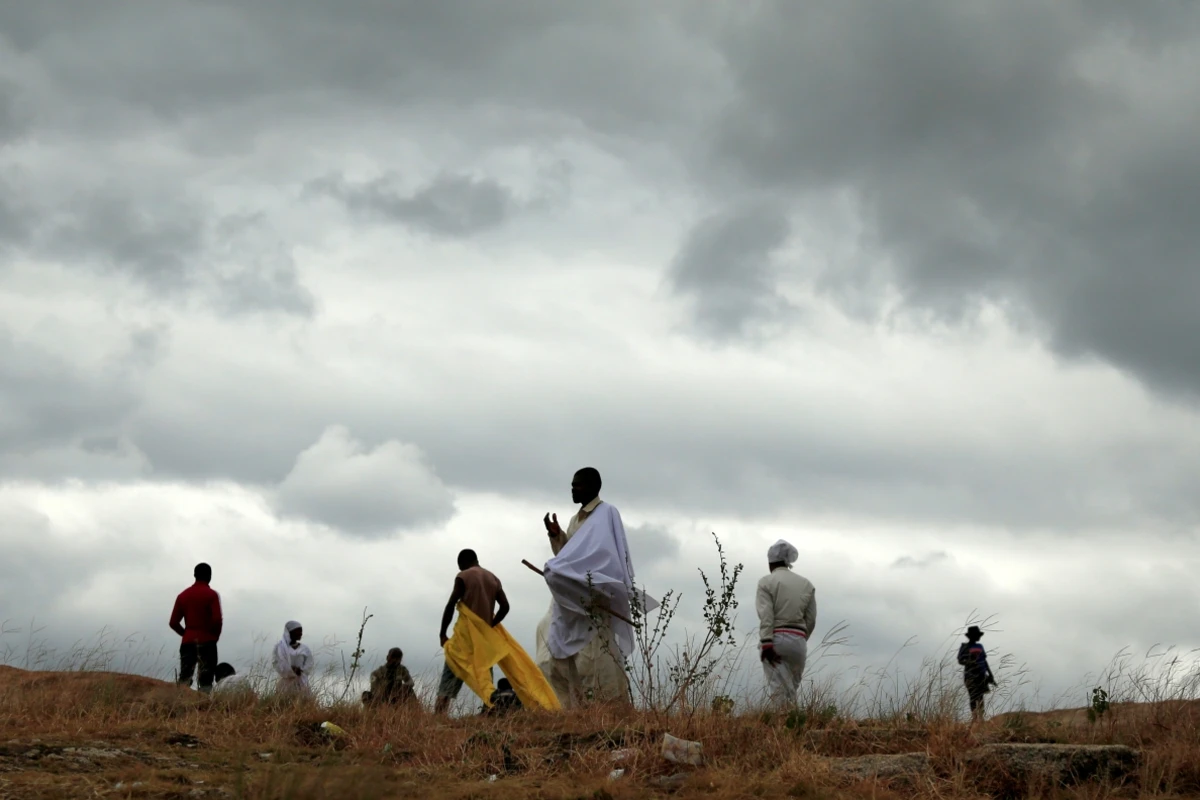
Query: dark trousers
xmin=179 ymin=641 xmax=218 ymax=691
xmin=966 ymin=673 xmax=988 ymax=714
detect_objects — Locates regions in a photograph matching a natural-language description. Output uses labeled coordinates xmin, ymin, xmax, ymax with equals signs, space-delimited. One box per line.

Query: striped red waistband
xmin=774 ymin=628 xmax=807 ymax=638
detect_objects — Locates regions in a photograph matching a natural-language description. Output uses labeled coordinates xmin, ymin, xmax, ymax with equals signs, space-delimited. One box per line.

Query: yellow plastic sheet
xmin=444 ymin=603 xmax=561 ymax=711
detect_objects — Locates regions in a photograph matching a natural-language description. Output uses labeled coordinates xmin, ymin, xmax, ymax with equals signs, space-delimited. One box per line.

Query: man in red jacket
xmin=169 ymin=563 xmax=223 ymax=692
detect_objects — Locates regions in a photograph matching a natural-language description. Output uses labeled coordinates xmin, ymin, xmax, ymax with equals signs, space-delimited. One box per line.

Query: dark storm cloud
xmin=9 ymin=0 xmax=1200 ymax=401
xmin=0 ymin=327 xmax=138 ymax=453
xmin=308 ymin=172 xmax=518 ymax=238
xmin=1 ymin=0 xmax=1198 ymax=537
xmin=114 ymin=354 xmax=1200 ymax=533
xmin=0 ymin=505 xmax=73 ymax=614
xmin=0 ymin=1 xmax=715 ymax=142
xmin=44 ymin=191 xmax=205 ymax=295
xmin=33 ymin=195 xmax=314 ymax=317
xmin=0 ymin=182 xmax=27 ymax=251
xmin=892 ymin=552 xmax=951 ymax=570
xmin=0 ymin=324 xmax=168 ymax=481
xmin=626 ymin=523 xmax=683 ymax=566
xmin=0 ymin=80 xmax=27 ymax=147
xmin=699 ymin=0 xmax=1200 ymax=397
xmin=668 ymin=202 xmax=793 ymax=339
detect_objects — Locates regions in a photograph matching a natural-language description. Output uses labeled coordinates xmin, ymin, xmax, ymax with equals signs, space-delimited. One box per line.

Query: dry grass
xmin=3 ymin=664 xmax=1200 ymax=800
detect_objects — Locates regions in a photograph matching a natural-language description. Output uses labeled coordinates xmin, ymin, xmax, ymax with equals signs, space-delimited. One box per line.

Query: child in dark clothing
xmin=957 ymin=625 xmax=997 ymax=722
xmin=484 ymin=678 xmax=522 ymax=716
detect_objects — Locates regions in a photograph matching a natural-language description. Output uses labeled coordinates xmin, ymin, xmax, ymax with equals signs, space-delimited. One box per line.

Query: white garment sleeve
xmin=299 ymin=646 xmax=314 ymax=675
xmin=273 ymin=643 xmax=291 ymax=677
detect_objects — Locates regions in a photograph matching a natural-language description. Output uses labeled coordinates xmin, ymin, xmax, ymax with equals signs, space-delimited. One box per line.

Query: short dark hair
xmin=214 ymin=662 xmax=236 ymax=682
xmin=575 ymin=467 xmax=602 ymax=490
xmin=457 ymin=549 xmax=478 ymax=570
xmin=194 ymin=563 xmax=212 ymax=582
xmin=387 ymin=647 xmax=403 ymax=661
xmin=497 ymin=678 xmax=512 ymax=691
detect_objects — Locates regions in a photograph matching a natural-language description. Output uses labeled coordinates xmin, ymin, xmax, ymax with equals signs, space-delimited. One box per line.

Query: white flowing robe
xmin=535 ymin=601 xmax=628 ymax=703
xmin=535 ymin=499 xmax=628 ymax=703
xmin=542 ymin=502 xmax=658 ymax=663
xmin=274 ymin=626 xmax=314 ymax=695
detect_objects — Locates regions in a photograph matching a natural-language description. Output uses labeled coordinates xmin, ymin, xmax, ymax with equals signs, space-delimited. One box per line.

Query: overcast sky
xmin=2 ymin=1 xmax=1200 ymax=711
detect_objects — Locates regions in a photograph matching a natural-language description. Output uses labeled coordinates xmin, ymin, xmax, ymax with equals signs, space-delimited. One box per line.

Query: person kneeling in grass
xmin=212 ymin=662 xmax=256 ymax=701
xmin=363 ymin=647 xmax=416 ymax=707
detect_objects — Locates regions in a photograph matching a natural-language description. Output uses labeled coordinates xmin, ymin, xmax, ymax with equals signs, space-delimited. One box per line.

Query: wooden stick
xmin=521 ymin=558 xmax=635 ymax=627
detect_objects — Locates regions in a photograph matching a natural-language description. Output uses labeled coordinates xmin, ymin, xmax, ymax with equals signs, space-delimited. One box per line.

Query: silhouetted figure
xmin=436 ymin=549 xmax=509 ymax=715
xmin=169 ymin=563 xmax=223 ymax=693
xmin=958 ymin=625 xmax=997 ymax=721
xmin=483 ymin=678 xmax=523 ymax=716
xmin=364 ymin=647 xmax=415 ymax=707
xmin=540 ymin=467 xmax=649 ymax=707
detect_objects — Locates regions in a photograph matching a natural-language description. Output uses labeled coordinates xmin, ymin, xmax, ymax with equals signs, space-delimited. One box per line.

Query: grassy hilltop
xmin=3 ymin=662 xmax=1200 ymax=800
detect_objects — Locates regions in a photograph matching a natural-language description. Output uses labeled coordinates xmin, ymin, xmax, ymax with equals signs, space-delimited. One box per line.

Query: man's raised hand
xmin=543 ymin=512 xmax=564 ymax=538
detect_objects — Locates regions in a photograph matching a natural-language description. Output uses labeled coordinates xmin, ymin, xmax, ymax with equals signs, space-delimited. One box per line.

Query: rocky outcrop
xmin=963 ymin=743 xmax=1140 ymax=787
xmin=828 ymin=752 xmax=931 ymax=781
xmin=828 ymin=743 xmax=1139 ymax=790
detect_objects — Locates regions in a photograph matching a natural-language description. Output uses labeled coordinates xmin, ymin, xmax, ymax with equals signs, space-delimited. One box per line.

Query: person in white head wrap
xmin=756 ymin=539 xmax=816 ymax=710
xmin=273 ymin=621 xmax=314 ymax=697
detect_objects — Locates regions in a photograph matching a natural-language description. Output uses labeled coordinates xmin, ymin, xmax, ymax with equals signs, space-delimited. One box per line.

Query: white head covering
xmin=275 ymin=621 xmax=312 ymax=684
xmin=768 ymin=539 xmax=798 ymax=567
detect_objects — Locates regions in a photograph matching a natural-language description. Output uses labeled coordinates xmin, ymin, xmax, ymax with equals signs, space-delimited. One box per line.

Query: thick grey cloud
xmin=25 ymin=192 xmax=314 ymax=316
xmin=308 ymin=172 xmax=518 ymax=238
xmin=892 ymin=552 xmax=950 ymax=570
xmin=668 ymin=203 xmax=793 ymax=339
xmin=0 ymin=1 xmax=718 ymax=145
xmin=0 ymin=327 xmax=142 ymax=453
xmin=45 ymin=192 xmax=204 ymax=295
xmin=626 ymin=523 xmax=682 ymax=567
xmin=3 ymin=0 xmax=1200 ymax=709
xmin=106 ymin=337 xmax=1200 ymax=533
xmin=0 ymin=175 xmax=29 ymax=251
xmin=2 ymin=0 xmax=1196 ymax=535
xmin=0 ymin=504 xmax=74 ymax=614
xmin=274 ymin=425 xmax=456 ymax=537
xmin=698 ymin=0 xmax=1200 ymax=397
xmin=0 ymin=77 xmax=27 ymax=144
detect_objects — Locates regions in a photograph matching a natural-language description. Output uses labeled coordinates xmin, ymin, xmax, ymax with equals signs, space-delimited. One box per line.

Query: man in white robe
xmin=539 ymin=467 xmax=655 ymax=707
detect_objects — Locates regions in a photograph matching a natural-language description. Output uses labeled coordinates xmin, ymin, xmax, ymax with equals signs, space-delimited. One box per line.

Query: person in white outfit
xmin=541 ymin=467 xmax=656 ymax=707
xmin=536 ymin=467 xmax=632 ymax=706
xmin=756 ymin=540 xmax=817 ymax=710
xmin=273 ymin=620 xmax=314 ymax=697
